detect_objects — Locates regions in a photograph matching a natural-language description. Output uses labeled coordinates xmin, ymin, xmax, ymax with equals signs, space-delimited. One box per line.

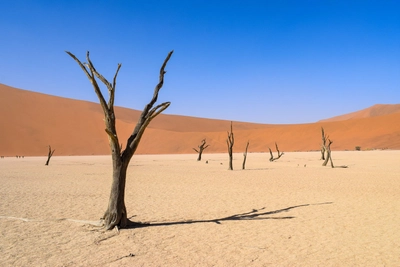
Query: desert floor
xmin=1 ymin=151 xmax=399 ymax=266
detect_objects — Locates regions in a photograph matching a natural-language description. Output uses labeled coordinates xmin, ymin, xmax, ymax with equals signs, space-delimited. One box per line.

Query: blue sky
xmin=1 ymin=0 xmax=399 ymax=124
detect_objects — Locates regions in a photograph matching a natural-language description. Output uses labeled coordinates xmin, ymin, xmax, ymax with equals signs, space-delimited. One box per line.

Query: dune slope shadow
xmin=126 ymin=202 xmax=333 ymax=229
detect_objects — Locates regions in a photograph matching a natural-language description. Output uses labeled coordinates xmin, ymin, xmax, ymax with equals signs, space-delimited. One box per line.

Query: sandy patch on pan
xmin=1 ymin=151 xmax=399 ymax=266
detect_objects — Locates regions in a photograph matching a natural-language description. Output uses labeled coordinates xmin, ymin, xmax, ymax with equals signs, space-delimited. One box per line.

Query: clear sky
xmin=1 ymin=0 xmax=399 ymax=124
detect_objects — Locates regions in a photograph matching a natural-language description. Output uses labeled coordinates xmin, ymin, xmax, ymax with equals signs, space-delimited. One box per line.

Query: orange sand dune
xmin=319 ymin=103 xmax=400 ymax=122
xmin=1 ymin=83 xmax=399 ymax=156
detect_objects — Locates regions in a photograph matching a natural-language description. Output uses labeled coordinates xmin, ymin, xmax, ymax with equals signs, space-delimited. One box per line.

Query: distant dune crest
xmin=1 ymin=83 xmax=399 ymax=156
xmin=319 ymin=104 xmax=400 ymax=122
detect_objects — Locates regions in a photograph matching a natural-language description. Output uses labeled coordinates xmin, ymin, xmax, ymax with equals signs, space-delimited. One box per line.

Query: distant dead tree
xmin=320 ymin=127 xmax=328 ymax=160
xmin=242 ymin=141 xmax=249 ymax=170
xmin=269 ymin=142 xmax=284 ymax=162
xmin=193 ymin=139 xmax=209 ymax=161
xmin=321 ymin=132 xmax=348 ymax=168
xmin=226 ymin=121 xmax=234 ymax=170
xmin=45 ymin=145 xmax=55 ymax=166
xmin=67 ymin=50 xmax=173 ymax=230
xmin=322 ymin=139 xmax=339 ymax=168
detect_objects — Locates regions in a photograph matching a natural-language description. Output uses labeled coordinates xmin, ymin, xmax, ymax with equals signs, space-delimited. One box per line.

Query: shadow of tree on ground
xmin=126 ymin=202 xmax=333 ymax=229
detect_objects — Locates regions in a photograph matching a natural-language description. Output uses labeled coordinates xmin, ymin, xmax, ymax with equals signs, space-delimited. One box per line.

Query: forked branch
xmin=193 ymin=139 xmax=210 ymax=161
xmin=269 ymin=142 xmax=284 ymax=162
xmin=66 ymin=51 xmax=121 ymax=157
xmin=124 ymin=51 xmax=174 ymax=159
xmin=45 ymin=145 xmax=55 ymax=166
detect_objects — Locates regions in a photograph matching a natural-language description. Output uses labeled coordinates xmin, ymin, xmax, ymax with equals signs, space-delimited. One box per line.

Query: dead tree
xmin=322 ymin=136 xmax=348 ymax=168
xmin=45 ymin=145 xmax=55 ymax=166
xmin=67 ymin=50 xmax=173 ymax=230
xmin=226 ymin=121 xmax=234 ymax=170
xmin=269 ymin=142 xmax=284 ymax=162
xmin=193 ymin=139 xmax=209 ymax=161
xmin=242 ymin=141 xmax=249 ymax=170
xmin=320 ymin=127 xmax=327 ymax=160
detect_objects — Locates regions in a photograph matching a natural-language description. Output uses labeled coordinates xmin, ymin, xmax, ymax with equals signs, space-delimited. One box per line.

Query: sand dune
xmin=1 ymin=85 xmax=400 ymax=266
xmin=1 ymin=83 xmax=399 ymax=156
xmin=319 ymin=103 xmax=400 ymax=122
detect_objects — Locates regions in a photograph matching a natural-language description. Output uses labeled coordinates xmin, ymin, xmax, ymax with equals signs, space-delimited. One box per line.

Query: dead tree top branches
xmin=193 ymin=139 xmax=209 ymax=161
xmin=66 ymin=51 xmax=172 ymax=163
xmin=269 ymin=142 xmax=284 ymax=162
xmin=45 ymin=145 xmax=55 ymax=166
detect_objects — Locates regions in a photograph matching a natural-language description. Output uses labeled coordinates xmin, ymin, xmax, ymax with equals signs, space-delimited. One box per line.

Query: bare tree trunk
xmin=242 ymin=141 xmax=249 ymax=170
xmin=269 ymin=142 xmax=284 ymax=162
xmin=193 ymin=139 xmax=209 ymax=161
xmin=320 ymin=127 xmax=327 ymax=160
xmin=227 ymin=122 xmax=234 ymax=170
xmin=67 ymin=50 xmax=173 ymax=230
xmin=320 ymin=146 xmax=325 ymax=160
xmin=45 ymin=145 xmax=55 ymax=166
xmin=104 ymin=159 xmax=129 ymax=228
xmin=322 ymin=139 xmax=333 ymax=167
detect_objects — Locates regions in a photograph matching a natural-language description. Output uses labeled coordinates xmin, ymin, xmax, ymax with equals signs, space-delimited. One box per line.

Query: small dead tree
xmin=322 ymin=139 xmax=334 ymax=167
xmin=320 ymin=127 xmax=327 ymax=160
xmin=193 ymin=139 xmax=209 ymax=161
xmin=269 ymin=142 xmax=284 ymax=162
xmin=242 ymin=141 xmax=249 ymax=170
xmin=322 ymin=135 xmax=348 ymax=168
xmin=67 ymin=50 xmax=173 ymax=230
xmin=226 ymin=121 xmax=234 ymax=170
xmin=45 ymin=145 xmax=55 ymax=166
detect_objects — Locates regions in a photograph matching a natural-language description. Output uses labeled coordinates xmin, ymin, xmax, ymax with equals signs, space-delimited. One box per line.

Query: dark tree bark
xmin=320 ymin=127 xmax=328 ymax=160
xmin=45 ymin=145 xmax=55 ymax=166
xmin=226 ymin=121 xmax=234 ymax=170
xmin=269 ymin=142 xmax=284 ymax=162
xmin=242 ymin=141 xmax=249 ymax=170
xmin=67 ymin=50 xmax=173 ymax=230
xmin=193 ymin=139 xmax=209 ymax=161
